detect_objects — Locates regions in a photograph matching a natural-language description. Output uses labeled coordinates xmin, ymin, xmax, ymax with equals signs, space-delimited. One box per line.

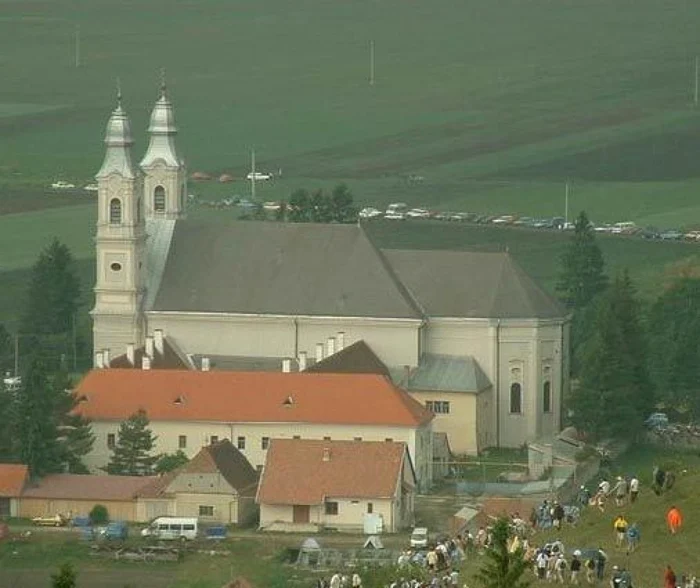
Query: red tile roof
xmin=21 ymin=474 xmax=155 ymax=501
xmin=0 ymin=464 xmax=28 ymax=497
xmin=256 ymin=439 xmax=414 ymax=505
xmin=75 ymin=369 xmax=432 ymax=427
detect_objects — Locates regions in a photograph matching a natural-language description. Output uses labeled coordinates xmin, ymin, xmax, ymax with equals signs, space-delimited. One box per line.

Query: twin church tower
xmin=92 ymin=82 xmax=186 ymax=353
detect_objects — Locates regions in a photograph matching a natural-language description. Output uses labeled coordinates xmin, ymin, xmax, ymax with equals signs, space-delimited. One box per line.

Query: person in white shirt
xmin=536 ymin=551 xmax=549 ymax=581
xmin=629 ymin=475 xmax=640 ymax=503
xmin=351 ymin=572 xmax=362 ymax=587
xmin=329 ymin=572 xmax=342 ymax=588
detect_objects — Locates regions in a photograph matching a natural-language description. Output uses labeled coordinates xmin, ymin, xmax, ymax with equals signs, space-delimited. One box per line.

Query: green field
xmin=1 ymin=0 xmax=700 ymax=223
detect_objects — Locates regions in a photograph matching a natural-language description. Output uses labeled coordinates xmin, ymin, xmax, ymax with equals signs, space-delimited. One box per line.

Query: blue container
xmin=103 ymin=521 xmax=128 ymax=540
xmin=205 ymin=526 xmax=227 ymax=540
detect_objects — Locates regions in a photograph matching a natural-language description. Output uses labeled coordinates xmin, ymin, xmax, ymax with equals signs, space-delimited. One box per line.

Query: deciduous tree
xmin=155 ymin=450 xmax=189 ymax=474
xmin=106 ymin=410 xmax=158 ymax=476
xmin=648 ymin=277 xmax=700 ymax=417
xmin=473 ymin=518 xmax=530 ymax=588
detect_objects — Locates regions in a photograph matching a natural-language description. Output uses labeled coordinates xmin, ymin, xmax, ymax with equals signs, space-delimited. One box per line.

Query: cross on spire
xmin=160 ymin=68 xmax=167 ymax=98
xmin=116 ymin=77 xmax=122 ymax=107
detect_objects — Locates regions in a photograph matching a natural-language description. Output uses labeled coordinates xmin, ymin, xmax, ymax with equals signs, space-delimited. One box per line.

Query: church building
xmin=91 ymin=85 xmax=570 ymax=451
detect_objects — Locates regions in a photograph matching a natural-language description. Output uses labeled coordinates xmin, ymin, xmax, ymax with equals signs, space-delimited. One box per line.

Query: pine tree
xmin=557 ymin=211 xmax=608 ymax=309
xmin=21 ymin=239 xmax=80 ymax=336
xmin=571 ymin=272 xmax=651 ymax=439
xmin=15 ymin=358 xmax=64 ymax=477
xmin=53 ymin=370 xmax=94 ymax=474
xmin=106 ymin=410 xmax=158 ymax=476
xmin=473 ymin=518 xmax=530 ymax=588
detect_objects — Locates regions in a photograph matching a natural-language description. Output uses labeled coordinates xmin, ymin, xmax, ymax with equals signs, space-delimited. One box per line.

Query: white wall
xmin=87 ymin=420 xmax=432 ymax=489
xmin=147 ymin=313 xmax=422 ymax=367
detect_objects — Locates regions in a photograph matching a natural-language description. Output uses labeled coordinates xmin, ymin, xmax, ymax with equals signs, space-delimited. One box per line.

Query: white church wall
xmin=422 ymin=320 xmax=493 ymax=372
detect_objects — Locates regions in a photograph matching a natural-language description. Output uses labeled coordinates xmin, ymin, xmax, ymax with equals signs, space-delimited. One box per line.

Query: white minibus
xmin=141 ymin=517 xmax=198 ymax=541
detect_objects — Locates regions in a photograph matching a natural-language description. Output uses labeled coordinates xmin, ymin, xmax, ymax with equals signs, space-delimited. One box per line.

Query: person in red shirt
xmin=664 ymin=564 xmax=677 ymax=588
xmin=666 ymin=506 xmax=683 ymax=534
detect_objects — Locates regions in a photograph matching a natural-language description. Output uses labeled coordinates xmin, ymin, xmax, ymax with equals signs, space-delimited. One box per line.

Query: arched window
xmin=543 ymin=381 xmax=552 ymax=413
xmin=154 ymin=186 xmax=166 ymax=212
xmin=109 ymin=198 xmax=122 ymax=224
xmin=137 ymin=197 xmax=142 ymax=223
xmin=510 ymin=382 xmax=522 ymax=414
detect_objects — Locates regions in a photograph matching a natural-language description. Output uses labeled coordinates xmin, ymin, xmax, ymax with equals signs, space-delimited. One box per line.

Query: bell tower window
xmin=510 ymin=382 xmax=522 ymax=414
xmin=154 ymin=186 xmax=166 ymax=212
xmin=137 ymin=197 xmax=142 ymax=223
xmin=109 ymin=198 xmax=122 ymax=224
xmin=543 ymin=381 xmax=552 ymax=413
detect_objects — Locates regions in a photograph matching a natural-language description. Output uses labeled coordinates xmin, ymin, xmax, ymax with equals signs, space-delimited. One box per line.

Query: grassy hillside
xmin=0 ymin=0 xmax=699 ymax=224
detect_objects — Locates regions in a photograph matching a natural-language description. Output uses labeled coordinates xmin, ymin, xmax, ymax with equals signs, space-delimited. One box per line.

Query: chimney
xmin=102 ymin=349 xmax=110 ymax=368
xmin=282 ymin=358 xmax=292 ymax=373
xmin=326 ymin=337 xmax=336 ymax=357
xmin=201 ymin=357 xmax=211 ymax=372
xmin=322 ymin=447 xmax=331 ymax=462
xmin=142 ymin=356 xmax=151 ymax=370
xmin=154 ymin=329 xmax=164 ymax=355
xmin=315 ymin=343 xmax=324 ymax=363
xmin=126 ymin=343 xmax=135 ymax=366
xmin=145 ymin=336 xmax=155 ymax=358
xmin=298 ymin=351 xmax=307 ymax=372
xmin=95 ymin=352 xmax=104 ymax=369
xmin=337 ymin=332 xmax=345 ymax=351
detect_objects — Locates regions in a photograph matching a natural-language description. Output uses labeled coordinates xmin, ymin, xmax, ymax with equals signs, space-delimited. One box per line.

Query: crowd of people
xmin=313 ymin=465 xmax=695 ymax=588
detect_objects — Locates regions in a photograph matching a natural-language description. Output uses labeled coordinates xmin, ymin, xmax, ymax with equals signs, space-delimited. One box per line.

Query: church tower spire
xmin=140 ymin=71 xmax=186 ymax=219
xmin=92 ymin=88 xmax=147 ymax=360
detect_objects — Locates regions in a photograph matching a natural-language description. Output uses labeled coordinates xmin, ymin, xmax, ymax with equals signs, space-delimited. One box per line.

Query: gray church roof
xmin=151 ymin=221 xmax=423 ymax=319
xmin=382 ymin=249 xmax=566 ymax=319
xmin=407 ymin=354 xmax=491 ymax=393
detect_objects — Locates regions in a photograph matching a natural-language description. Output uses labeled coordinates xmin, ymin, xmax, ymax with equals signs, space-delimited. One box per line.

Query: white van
xmin=141 ymin=517 xmax=198 ymax=541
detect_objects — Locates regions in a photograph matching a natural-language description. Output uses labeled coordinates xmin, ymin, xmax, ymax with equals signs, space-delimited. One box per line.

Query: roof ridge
xmin=359 ymin=226 xmax=426 ymax=319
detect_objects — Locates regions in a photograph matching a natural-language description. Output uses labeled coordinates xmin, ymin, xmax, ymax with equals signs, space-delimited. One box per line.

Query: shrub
xmin=89 ymin=504 xmax=109 ymax=525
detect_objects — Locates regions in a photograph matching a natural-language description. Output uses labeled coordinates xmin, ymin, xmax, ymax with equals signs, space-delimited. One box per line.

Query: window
xmin=353 ymin=437 xmax=362 ymax=442
xmin=425 ymin=401 xmax=450 ymax=414
xmin=109 ymin=198 xmax=122 ymax=224
xmin=325 ymin=501 xmax=338 ymax=515
xmin=367 ymin=502 xmax=374 ymax=514
xmin=261 ymin=437 xmax=269 ymax=450
xmin=510 ymin=383 xmax=522 ymax=414
xmin=178 ymin=435 xmax=187 ymax=449
xmin=323 ymin=436 xmax=331 ymax=441
xmin=154 ymin=186 xmax=166 ymax=212
xmin=385 ymin=438 xmax=393 ymax=442
xmin=293 ymin=435 xmax=301 ymax=440
xmin=237 ymin=436 xmax=246 ymax=450
xmin=543 ymin=381 xmax=552 ymax=413
xmin=183 ymin=524 xmax=195 ymax=531
xmin=137 ymin=197 xmax=142 ymax=223
xmin=210 ymin=435 xmax=218 ymax=444
xmin=110 ymin=262 xmax=122 ymax=272
xmin=198 ymin=505 xmax=214 ymax=517
xmin=107 ymin=433 xmax=116 ymax=449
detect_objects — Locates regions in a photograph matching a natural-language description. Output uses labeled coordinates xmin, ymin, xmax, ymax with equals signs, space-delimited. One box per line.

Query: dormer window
xmin=174 ymin=395 xmax=185 ymax=405
xmin=283 ymin=395 xmax=294 ymax=406
xmin=154 ymin=186 xmax=165 ymax=212
xmin=109 ymin=198 xmax=122 ymax=224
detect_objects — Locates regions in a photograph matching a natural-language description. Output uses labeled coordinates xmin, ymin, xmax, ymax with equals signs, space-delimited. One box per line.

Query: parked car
xmin=410 ymin=527 xmax=429 ymax=548
xmin=358 ymin=207 xmax=383 ymax=219
xmin=660 ymin=230 xmax=683 ymax=241
xmin=406 ymin=208 xmax=431 ymax=219
xmin=101 ymin=521 xmax=129 ymax=540
xmin=492 ymin=215 xmax=516 ymax=225
xmin=32 ymin=514 xmax=69 ymax=527
xmin=246 ymin=172 xmax=272 ymax=181
xmin=50 ymin=181 xmax=76 ymax=189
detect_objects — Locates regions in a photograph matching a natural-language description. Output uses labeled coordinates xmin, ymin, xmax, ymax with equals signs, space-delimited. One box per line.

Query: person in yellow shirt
xmin=613 ymin=514 xmax=628 ymax=548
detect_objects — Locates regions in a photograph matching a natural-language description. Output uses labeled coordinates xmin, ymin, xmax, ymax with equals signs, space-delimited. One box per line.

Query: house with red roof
xmin=136 ymin=439 xmax=259 ymax=524
xmin=256 ymin=439 xmax=415 ymax=532
xmin=0 ymin=464 xmax=29 ymax=517
xmin=74 ymin=369 xmax=435 ymax=490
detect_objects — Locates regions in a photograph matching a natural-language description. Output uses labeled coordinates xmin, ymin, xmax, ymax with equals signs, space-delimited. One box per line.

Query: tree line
xmin=558 ymin=211 xmax=700 ymax=440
